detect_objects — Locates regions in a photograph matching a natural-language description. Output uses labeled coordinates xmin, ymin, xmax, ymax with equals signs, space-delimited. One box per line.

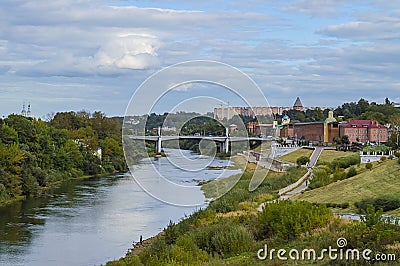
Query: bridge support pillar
xmin=156 ymin=138 xmax=162 ymax=153
xmin=221 ymin=138 xmax=229 ymax=154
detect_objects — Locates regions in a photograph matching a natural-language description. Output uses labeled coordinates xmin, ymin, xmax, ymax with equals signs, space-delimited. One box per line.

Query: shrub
xmin=380 ymin=156 xmax=387 ymax=162
xmin=346 ymin=166 xmax=357 ymax=178
xmin=0 ymin=183 xmax=8 ymax=201
xmin=170 ymin=235 xmax=208 ymax=264
xmin=361 ymin=205 xmax=384 ymax=228
xmin=330 ymin=153 xmax=360 ymax=170
xmin=394 ymin=151 xmax=400 ymax=158
xmin=296 ymin=156 xmax=310 ymax=166
xmin=365 ymin=162 xmax=373 ymax=170
xmin=208 ymin=197 xmax=236 ymax=213
xmin=257 ymin=201 xmax=332 ymax=240
xmin=211 ymin=225 xmax=254 ymax=257
xmin=333 ymin=167 xmax=346 ymax=181
xmin=325 ymin=202 xmax=349 ymax=209
xmin=308 ymin=165 xmax=331 ymax=189
xmin=388 ymin=155 xmax=394 ymax=160
xmin=355 ymin=196 xmax=400 ymax=212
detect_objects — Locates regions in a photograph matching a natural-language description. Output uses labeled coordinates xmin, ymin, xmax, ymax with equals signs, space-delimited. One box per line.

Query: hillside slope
xmin=292 ymin=159 xmax=400 ymax=214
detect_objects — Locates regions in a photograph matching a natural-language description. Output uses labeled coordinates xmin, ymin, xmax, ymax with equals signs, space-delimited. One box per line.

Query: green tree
xmin=101 ymin=137 xmax=126 ymax=172
xmin=50 ymin=111 xmax=85 ymax=130
xmin=1 ymin=124 xmax=18 ymax=144
xmin=296 ymin=156 xmax=310 ymax=166
xmin=346 ymin=166 xmax=357 ymax=178
xmin=0 ymin=144 xmax=24 ymax=198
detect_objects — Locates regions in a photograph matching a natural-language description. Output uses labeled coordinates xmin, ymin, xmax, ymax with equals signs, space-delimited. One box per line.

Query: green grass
xmin=279 ymin=148 xmax=313 ymax=163
xmin=252 ymin=142 xmax=271 ymax=154
xmin=292 ymin=159 xmax=400 ymax=214
xmin=317 ymin=150 xmax=352 ymax=164
xmin=201 ymin=155 xmax=284 ymax=200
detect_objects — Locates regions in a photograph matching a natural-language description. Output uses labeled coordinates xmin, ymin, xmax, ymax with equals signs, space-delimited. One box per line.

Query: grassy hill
xmin=292 ymin=159 xmax=400 ymax=214
xmin=317 ymin=149 xmax=350 ymax=163
xmin=279 ymin=148 xmax=313 ymax=163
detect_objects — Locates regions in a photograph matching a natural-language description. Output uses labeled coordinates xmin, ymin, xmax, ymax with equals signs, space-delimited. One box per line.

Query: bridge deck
xmin=128 ymin=135 xmax=274 ymax=142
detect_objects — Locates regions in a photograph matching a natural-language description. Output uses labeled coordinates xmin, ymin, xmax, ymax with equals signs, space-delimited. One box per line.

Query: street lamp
xmin=395 ymin=126 xmax=400 ymax=148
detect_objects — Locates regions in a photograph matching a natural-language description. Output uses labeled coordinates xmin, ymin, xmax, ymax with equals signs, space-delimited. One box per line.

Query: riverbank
xmin=0 ymin=170 xmax=124 ymax=209
xmin=107 ymin=154 xmax=400 ymax=265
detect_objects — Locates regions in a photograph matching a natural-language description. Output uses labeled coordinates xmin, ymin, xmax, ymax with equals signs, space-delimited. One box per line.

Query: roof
xmin=293 ymin=122 xmax=324 ymax=125
xmin=293 ymin=97 xmax=303 ymax=107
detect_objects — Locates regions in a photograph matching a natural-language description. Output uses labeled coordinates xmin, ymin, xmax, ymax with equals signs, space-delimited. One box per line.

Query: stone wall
xmin=360 ymin=151 xmax=395 ymax=164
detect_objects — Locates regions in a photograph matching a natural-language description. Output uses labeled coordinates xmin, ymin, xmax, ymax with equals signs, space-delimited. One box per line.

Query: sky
xmin=0 ymin=0 xmax=399 ymax=118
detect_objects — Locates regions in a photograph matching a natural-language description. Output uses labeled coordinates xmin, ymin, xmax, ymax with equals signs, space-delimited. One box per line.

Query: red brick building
xmin=280 ymin=119 xmax=388 ymax=144
xmin=280 ymin=122 xmax=339 ymax=143
xmin=340 ymin=120 xmax=388 ymax=143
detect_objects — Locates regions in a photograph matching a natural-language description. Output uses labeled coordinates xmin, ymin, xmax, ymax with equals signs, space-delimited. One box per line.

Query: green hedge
xmin=355 ymin=196 xmax=400 ymax=212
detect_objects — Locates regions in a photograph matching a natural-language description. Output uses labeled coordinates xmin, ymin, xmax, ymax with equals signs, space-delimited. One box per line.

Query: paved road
xmin=308 ymin=146 xmax=324 ymax=168
xmin=279 ymin=147 xmax=324 ymax=200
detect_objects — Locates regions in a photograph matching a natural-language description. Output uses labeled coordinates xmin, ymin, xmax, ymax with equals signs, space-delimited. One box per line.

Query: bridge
xmin=129 ymin=127 xmax=274 ymax=153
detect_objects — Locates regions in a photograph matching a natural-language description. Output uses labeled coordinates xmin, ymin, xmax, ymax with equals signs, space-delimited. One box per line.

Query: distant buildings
xmin=279 ymin=113 xmax=389 ymax=144
xmin=280 ymin=111 xmax=339 ymax=143
xmin=214 ymin=97 xmax=305 ymax=120
xmin=340 ymin=120 xmax=388 ymax=144
xmin=21 ymin=103 xmax=32 ymax=118
xmin=214 ymin=97 xmax=390 ymax=145
xmin=293 ymin=97 xmax=303 ymax=111
xmin=247 ymin=121 xmax=276 ymax=136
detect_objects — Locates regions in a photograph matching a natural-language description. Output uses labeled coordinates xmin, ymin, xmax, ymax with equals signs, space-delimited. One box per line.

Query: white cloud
xmin=281 ymin=0 xmax=347 ymax=17
xmin=0 ymin=0 xmax=400 ymax=116
xmin=317 ymin=16 xmax=400 ymax=41
xmin=95 ymin=34 xmax=161 ymax=70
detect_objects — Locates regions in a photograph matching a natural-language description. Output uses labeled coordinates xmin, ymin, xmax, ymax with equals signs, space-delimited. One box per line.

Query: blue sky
xmin=0 ymin=0 xmax=399 ymax=118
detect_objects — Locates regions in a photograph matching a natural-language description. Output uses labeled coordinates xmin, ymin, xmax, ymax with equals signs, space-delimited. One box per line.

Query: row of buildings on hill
xmin=213 ymin=97 xmax=326 ymax=120
xmin=247 ymin=113 xmax=389 ymax=145
xmin=214 ymin=98 xmax=390 ymax=145
xmin=279 ymin=115 xmax=388 ymax=144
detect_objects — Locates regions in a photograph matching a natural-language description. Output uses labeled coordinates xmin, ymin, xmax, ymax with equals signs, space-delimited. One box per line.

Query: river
xmin=0 ymin=149 xmax=241 ymax=266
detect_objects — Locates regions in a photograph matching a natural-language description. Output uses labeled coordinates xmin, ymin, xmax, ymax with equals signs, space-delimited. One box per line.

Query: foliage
xmin=355 ymin=196 xmax=400 ymax=213
xmin=346 ymin=166 xmax=357 ymax=178
xmin=330 ymin=153 xmax=360 ymax=170
xmin=308 ymin=165 xmax=331 ymax=189
xmin=210 ymin=224 xmax=254 ymax=257
xmin=334 ymin=98 xmax=400 ymax=123
xmin=206 ymin=166 xmax=307 ymax=213
xmin=365 ymin=162 xmax=373 ymax=170
xmin=332 ymin=167 xmax=346 ymax=181
xmin=361 ymin=205 xmax=384 ymax=227
xmin=296 ymin=155 xmax=310 ymax=166
xmin=0 ymin=112 xmax=127 ymax=205
xmin=257 ymin=200 xmax=332 ymax=240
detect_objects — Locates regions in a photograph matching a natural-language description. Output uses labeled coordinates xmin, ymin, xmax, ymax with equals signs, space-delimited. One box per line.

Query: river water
xmin=0 ymin=149 xmax=241 ymax=266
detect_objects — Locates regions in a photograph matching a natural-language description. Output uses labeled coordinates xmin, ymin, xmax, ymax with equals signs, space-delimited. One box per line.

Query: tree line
xmin=0 ymin=111 xmax=127 ymax=205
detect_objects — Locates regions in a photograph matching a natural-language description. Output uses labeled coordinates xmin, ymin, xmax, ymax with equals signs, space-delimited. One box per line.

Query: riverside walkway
xmin=257 ymin=146 xmax=324 ymax=211
xmin=279 ymin=146 xmax=323 ymax=199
